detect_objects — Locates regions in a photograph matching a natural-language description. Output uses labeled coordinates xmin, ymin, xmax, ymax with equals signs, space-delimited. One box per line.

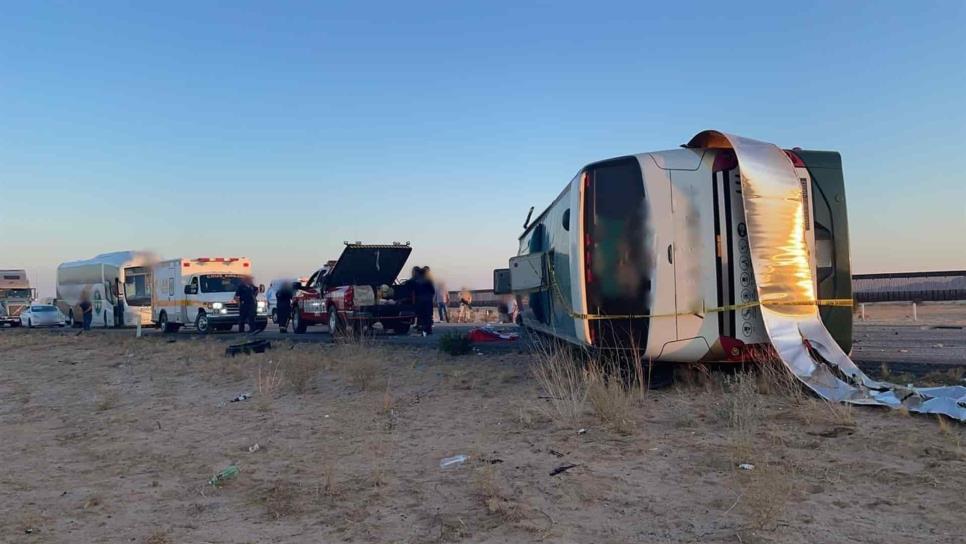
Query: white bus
xmin=56 ymin=251 xmax=157 ymax=328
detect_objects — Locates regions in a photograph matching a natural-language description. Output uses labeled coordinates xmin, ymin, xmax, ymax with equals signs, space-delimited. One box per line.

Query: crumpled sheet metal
xmin=688 ymin=130 xmax=966 ymax=421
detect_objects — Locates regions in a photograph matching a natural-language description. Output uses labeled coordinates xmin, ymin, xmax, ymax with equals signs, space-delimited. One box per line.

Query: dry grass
xmin=736 ymin=461 xmax=796 ymax=531
xmin=586 ymin=360 xmax=637 ymax=435
xmin=144 ymin=530 xmax=173 ymax=544
xmin=328 ymin=336 xmax=385 ymax=391
xmin=530 ymin=342 xmax=589 ymax=429
xmin=94 ymin=385 xmax=120 ymax=411
xmin=258 ymin=480 xmax=303 ymax=520
xmin=281 ymin=349 xmax=322 ymax=394
xmin=255 ymin=361 xmax=284 ymax=411
xmin=722 ymin=372 xmax=763 ymax=462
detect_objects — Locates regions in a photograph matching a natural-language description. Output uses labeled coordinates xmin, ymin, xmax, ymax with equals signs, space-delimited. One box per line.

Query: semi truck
xmin=494 ymin=132 xmax=852 ymax=363
xmin=152 ymin=257 xmax=268 ymax=334
xmin=0 ymin=270 xmax=35 ymax=327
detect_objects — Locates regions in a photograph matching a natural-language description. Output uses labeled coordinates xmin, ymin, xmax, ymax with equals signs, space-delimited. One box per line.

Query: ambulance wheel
xmin=195 ymin=311 xmax=211 ymax=335
xmin=292 ymin=307 xmax=307 ymax=334
xmin=158 ymin=311 xmax=178 ymax=333
xmin=327 ymin=305 xmax=345 ymax=335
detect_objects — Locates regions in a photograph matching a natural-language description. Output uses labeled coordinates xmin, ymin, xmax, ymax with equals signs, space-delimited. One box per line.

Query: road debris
xmin=550 ymin=464 xmax=579 ymax=476
xmin=439 ymin=455 xmax=468 ymax=468
xmin=208 ymin=465 xmax=239 ymax=486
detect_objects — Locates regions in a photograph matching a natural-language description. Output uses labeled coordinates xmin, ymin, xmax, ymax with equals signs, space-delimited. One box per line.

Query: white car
xmin=20 ymin=304 xmax=67 ymax=328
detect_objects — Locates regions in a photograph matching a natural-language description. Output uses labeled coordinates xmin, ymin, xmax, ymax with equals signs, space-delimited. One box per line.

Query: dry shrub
xmin=144 ymin=530 xmax=173 ymax=544
xmin=318 ymin=459 xmax=338 ymax=497
xmin=737 ymin=462 xmax=795 ymax=531
xmin=474 ymin=464 xmax=524 ymax=522
xmin=586 ymin=360 xmax=637 ymax=435
xmin=530 ymin=342 xmax=588 ymax=428
xmin=259 ymin=480 xmax=302 ymax=520
xmin=94 ymin=386 xmax=120 ymax=411
xmin=328 ymin=336 xmax=385 ymax=391
xmin=722 ymin=372 xmax=762 ymax=462
xmin=256 ymin=361 xmax=284 ymax=411
xmin=281 ymin=350 xmax=322 ymax=394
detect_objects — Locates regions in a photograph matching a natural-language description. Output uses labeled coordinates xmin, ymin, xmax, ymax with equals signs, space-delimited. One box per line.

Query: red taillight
xmin=183 ymin=262 xmax=190 ymax=267
xmin=784 ymin=150 xmax=805 ymax=167
xmin=344 ymin=286 xmax=354 ymax=308
xmin=243 ymin=262 xmax=250 ymax=267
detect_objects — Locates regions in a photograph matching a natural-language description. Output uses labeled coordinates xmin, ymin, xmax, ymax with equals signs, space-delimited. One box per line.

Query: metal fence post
xmin=860 ymin=303 xmax=865 ymax=321
xmin=912 ymin=302 xmax=917 ymax=322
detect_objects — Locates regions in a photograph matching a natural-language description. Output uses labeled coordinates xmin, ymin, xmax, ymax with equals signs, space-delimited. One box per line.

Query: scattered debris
xmin=439 ymin=455 xmax=469 ymax=468
xmin=548 ymin=449 xmax=565 ymax=458
xmin=248 ymin=443 xmax=260 ymax=453
xmin=230 ymin=393 xmax=253 ymax=403
xmin=209 ymin=465 xmax=239 ymax=486
xmin=225 ymin=339 xmax=272 ymax=357
xmin=467 ymin=325 xmax=519 ymax=343
xmin=576 ymin=428 xmax=587 ymax=435
xmin=738 ymin=463 xmax=755 ymax=471
xmin=550 ymin=464 xmax=579 ymax=476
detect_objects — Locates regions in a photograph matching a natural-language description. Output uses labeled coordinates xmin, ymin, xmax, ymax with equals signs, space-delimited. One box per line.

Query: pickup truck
xmin=291 ymin=243 xmax=416 ymax=335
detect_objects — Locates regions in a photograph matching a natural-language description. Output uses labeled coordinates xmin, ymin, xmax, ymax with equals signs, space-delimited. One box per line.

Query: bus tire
xmin=292 ymin=306 xmax=307 ymax=334
xmin=195 ymin=311 xmax=210 ymax=335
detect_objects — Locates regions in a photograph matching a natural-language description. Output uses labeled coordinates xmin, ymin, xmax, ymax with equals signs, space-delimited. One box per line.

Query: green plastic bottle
xmin=209 ymin=465 xmax=239 ymax=486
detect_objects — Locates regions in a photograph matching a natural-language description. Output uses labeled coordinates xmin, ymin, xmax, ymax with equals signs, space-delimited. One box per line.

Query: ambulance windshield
xmin=200 ymin=274 xmax=244 ymax=293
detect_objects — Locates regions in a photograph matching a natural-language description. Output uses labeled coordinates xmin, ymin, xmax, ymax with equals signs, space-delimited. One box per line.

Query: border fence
xmin=852 ymin=271 xmax=966 ymax=303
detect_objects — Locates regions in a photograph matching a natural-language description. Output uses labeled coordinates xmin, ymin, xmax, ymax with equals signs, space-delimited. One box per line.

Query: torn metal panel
xmin=688 ymin=130 xmax=965 ymax=421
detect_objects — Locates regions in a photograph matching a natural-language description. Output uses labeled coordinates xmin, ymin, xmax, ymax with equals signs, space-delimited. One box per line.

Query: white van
xmin=152 ymin=257 xmax=268 ymax=334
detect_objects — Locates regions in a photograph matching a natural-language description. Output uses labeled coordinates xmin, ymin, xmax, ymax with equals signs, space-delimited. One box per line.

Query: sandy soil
xmin=0 ymin=330 xmax=963 ymax=544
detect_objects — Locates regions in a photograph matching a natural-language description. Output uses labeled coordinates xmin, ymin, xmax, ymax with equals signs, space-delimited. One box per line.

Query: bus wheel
xmin=195 ymin=311 xmax=210 ymax=335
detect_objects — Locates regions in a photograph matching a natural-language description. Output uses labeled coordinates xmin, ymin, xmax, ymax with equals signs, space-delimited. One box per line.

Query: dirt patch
xmin=0 ymin=329 xmax=963 ymax=543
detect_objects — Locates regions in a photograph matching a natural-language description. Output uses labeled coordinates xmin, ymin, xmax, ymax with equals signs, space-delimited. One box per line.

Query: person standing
xmin=79 ymin=290 xmax=93 ymax=331
xmin=434 ymin=281 xmax=449 ymax=323
xmin=234 ymin=276 xmax=257 ymax=333
xmin=275 ymin=281 xmax=294 ymax=333
xmin=414 ymin=267 xmax=435 ymax=335
xmin=458 ymin=289 xmax=473 ymax=323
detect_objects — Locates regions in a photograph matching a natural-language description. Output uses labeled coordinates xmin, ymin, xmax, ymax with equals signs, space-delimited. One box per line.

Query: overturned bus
xmin=494 ymin=134 xmax=852 ymax=362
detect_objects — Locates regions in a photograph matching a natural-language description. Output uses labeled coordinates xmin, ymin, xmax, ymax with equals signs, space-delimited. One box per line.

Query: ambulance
xmin=151 ymin=257 xmax=268 ymax=334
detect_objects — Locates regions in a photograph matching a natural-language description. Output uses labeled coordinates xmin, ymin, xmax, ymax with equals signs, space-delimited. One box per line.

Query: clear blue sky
xmin=1 ymin=1 xmax=964 ymax=297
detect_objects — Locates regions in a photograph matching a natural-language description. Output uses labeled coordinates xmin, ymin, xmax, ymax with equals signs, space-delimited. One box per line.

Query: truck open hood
xmin=325 ymin=244 xmax=412 ymax=287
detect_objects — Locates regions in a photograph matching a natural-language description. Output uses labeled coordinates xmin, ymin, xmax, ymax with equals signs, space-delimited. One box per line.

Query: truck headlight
xmin=212 ymin=302 xmax=224 ymax=310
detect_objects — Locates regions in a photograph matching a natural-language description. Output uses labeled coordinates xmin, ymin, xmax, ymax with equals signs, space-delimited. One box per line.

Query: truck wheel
xmin=195 ymin=311 xmax=210 ymax=335
xmin=292 ymin=306 xmax=307 ymax=334
xmin=271 ymin=308 xmax=278 ymax=324
xmin=391 ymin=322 xmax=410 ymax=335
xmin=327 ymin=305 xmax=345 ymax=335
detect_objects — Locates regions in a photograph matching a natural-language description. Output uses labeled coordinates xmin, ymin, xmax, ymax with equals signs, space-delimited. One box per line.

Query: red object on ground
xmin=468 ymin=327 xmax=519 ymax=342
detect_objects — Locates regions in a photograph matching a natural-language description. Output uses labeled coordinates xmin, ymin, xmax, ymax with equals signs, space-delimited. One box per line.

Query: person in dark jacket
xmin=275 ymin=281 xmax=294 ymax=333
xmin=79 ymin=290 xmax=93 ymax=331
xmin=414 ymin=267 xmax=436 ymax=335
xmin=234 ymin=276 xmax=258 ymax=333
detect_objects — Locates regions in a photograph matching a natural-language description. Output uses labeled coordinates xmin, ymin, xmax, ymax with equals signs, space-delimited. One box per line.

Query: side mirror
xmin=184 ymin=285 xmax=191 ymax=295
xmin=259 ymin=284 xmax=266 ymax=294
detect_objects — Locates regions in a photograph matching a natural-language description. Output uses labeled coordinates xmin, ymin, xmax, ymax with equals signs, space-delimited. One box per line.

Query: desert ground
xmin=1 ymin=319 xmax=964 ymax=543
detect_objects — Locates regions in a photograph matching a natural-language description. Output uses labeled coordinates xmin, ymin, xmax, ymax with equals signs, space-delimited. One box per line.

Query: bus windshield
xmin=123 ymin=274 xmax=152 ymax=307
xmin=201 ymin=274 xmax=244 ymax=293
xmin=0 ymin=288 xmax=32 ymax=299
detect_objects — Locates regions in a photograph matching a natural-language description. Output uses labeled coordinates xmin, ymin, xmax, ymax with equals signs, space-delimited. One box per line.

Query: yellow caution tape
xmin=533 ymin=257 xmax=852 ymax=322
